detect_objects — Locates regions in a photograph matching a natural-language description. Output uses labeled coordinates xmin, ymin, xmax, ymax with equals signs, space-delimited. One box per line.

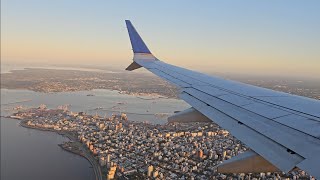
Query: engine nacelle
xmin=217 ymin=150 xmax=280 ymax=173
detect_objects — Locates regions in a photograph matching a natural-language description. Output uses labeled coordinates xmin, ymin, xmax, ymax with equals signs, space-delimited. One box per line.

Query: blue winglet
xmin=125 ymin=20 xmax=151 ymax=54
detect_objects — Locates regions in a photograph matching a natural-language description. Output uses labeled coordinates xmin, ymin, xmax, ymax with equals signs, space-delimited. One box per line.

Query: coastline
xmin=18 ymin=119 xmax=103 ymax=180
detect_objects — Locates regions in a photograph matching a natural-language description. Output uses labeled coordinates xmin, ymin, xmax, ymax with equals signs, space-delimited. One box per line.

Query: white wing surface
xmin=125 ymin=20 xmax=320 ymax=178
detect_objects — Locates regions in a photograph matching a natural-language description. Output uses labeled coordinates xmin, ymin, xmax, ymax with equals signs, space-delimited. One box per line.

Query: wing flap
xmin=241 ymin=103 xmax=292 ymax=119
xmin=273 ymin=115 xmax=320 ymax=138
xmin=218 ymin=94 xmax=254 ymax=106
xmin=180 ymin=92 xmax=303 ymax=172
xmin=255 ymin=96 xmax=320 ymax=119
xmin=183 ymin=88 xmax=320 ymax=158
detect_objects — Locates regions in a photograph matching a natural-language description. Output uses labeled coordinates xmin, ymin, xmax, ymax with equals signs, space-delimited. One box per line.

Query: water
xmin=1 ymin=118 xmax=95 ymax=180
xmin=1 ymin=88 xmax=188 ymax=180
xmin=1 ymin=89 xmax=189 ymax=124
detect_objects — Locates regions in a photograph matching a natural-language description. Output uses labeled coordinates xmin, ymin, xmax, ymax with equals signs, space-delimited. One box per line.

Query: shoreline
xmin=0 ymin=87 xmax=178 ymax=99
xmin=58 ymin=142 xmax=103 ymax=180
xmin=18 ymin=119 xmax=103 ymax=180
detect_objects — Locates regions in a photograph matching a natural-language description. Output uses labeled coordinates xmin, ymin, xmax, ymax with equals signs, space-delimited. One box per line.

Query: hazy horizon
xmin=2 ymin=61 xmax=320 ymax=82
xmin=1 ymin=0 xmax=320 ymax=79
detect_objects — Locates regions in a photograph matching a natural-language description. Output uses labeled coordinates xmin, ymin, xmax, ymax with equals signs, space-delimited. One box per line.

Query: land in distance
xmin=1 ymin=68 xmax=319 ymax=100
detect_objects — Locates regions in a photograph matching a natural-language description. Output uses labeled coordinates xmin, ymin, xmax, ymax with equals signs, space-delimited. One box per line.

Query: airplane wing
xmin=124 ymin=20 xmax=320 ymax=178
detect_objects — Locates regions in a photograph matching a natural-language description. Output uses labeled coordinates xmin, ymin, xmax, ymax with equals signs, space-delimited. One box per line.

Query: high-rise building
xmin=159 ymin=172 xmax=164 ymax=179
xmin=197 ymin=149 xmax=203 ymax=159
xmin=120 ymin=113 xmax=127 ymax=120
xmin=99 ymin=123 xmax=105 ymax=130
xmin=147 ymin=165 xmax=154 ymax=177
xmin=153 ymin=170 xmax=159 ymax=178
xmin=222 ymin=150 xmax=227 ymax=160
xmin=106 ymin=154 xmax=110 ymax=164
xmin=107 ymin=165 xmax=117 ymax=180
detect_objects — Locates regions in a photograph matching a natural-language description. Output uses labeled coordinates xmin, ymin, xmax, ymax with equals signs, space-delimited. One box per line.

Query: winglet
xmin=125 ymin=20 xmax=151 ymax=54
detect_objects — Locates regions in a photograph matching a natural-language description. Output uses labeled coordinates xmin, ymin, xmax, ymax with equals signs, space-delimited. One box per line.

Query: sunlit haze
xmin=1 ymin=0 xmax=320 ymax=78
xmin=2 ymin=1 xmax=320 ymax=179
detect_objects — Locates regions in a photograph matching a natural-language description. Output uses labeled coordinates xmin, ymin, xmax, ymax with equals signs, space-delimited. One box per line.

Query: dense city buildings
xmin=10 ymin=105 xmax=312 ymax=179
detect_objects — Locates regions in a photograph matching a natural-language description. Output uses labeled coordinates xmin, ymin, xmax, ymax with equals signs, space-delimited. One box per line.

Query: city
xmin=9 ymin=105 xmax=311 ymax=179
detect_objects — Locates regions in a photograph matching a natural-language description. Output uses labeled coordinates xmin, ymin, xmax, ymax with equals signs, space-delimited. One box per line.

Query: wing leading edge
xmin=125 ymin=20 xmax=320 ymax=178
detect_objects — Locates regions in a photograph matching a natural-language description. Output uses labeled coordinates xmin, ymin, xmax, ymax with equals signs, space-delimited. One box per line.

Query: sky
xmin=1 ymin=0 xmax=320 ymax=78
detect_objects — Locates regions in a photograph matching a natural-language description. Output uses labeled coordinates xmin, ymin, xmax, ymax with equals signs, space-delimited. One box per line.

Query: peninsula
xmin=8 ymin=105 xmax=310 ymax=179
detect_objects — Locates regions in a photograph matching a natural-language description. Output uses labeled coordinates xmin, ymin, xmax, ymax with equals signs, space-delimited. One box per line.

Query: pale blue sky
xmin=2 ymin=0 xmax=320 ymax=77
